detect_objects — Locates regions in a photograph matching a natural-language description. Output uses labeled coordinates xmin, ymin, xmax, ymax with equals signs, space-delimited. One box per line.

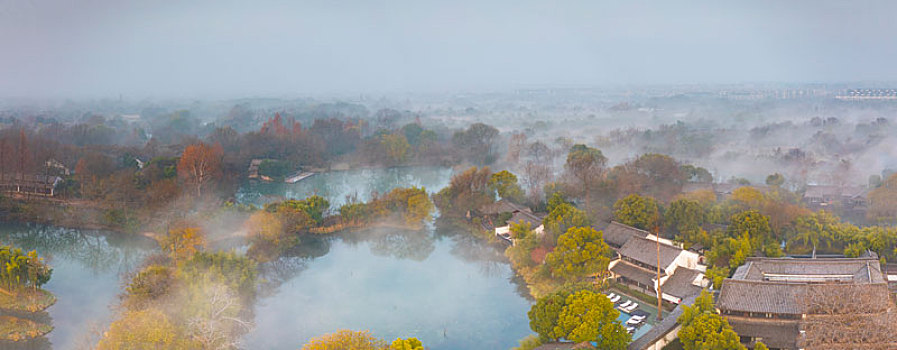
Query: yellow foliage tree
xmin=97 ymin=308 xmax=200 ymax=350
xmin=301 ymin=330 xmax=388 ymax=350
xmin=160 ymin=227 xmax=206 ymax=261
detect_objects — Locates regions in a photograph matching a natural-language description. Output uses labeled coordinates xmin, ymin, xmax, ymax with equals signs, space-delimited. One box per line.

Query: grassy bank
xmin=0 ymin=288 xmax=56 ymax=313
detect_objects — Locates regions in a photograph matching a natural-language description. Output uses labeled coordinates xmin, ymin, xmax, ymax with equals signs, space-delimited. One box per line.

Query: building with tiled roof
xmin=606 ymin=222 xmax=707 ymax=304
xmin=718 ymin=257 xmax=895 ymax=349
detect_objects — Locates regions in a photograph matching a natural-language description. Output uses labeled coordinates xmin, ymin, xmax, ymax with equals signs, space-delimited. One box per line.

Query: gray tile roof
xmin=506 ymin=210 xmax=545 ymax=228
xmin=718 ymin=279 xmax=806 ymax=315
xmin=618 ymin=236 xmax=683 ymax=271
xmin=732 ymin=257 xmax=885 ymax=283
xmin=602 ymin=221 xmax=649 ymax=248
xmin=611 ymin=260 xmax=657 ymax=287
xmin=803 ymin=185 xmax=867 ymax=199
xmin=477 ymin=198 xmax=530 ymax=215
xmin=718 ymin=279 xmax=892 ymax=315
xmin=661 ymin=267 xmax=703 ymax=299
xmin=727 ymin=316 xmax=800 ymax=350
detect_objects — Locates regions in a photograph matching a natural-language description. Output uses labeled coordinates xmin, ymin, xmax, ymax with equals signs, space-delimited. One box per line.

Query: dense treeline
xmin=0 ymin=246 xmax=51 ymax=291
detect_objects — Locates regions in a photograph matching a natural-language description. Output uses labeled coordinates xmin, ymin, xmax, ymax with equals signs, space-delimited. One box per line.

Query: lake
xmin=0 ymin=222 xmax=157 ymax=349
xmin=0 ymin=166 xmax=536 ymax=349
xmin=243 ymin=226 xmax=534 ymax=350
xmin=236 ymin=166 xmax=454 ymax=209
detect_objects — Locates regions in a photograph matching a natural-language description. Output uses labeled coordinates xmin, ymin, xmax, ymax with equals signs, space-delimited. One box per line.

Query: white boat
xmin=285 ymin=171 xmax=315 ymax=183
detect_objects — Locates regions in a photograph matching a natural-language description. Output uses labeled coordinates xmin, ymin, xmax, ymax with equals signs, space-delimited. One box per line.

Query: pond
xmin=0 ymin=222 xmax=157 ymax=349
xmin=236 ymin=166 xmax=454 ymax=209
xmin=243 ymin=226 xmax=534 ymax=350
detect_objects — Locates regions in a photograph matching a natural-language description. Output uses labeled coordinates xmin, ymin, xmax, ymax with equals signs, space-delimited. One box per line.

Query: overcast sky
xmin=1 ymin=0 xmax=896 ymax=99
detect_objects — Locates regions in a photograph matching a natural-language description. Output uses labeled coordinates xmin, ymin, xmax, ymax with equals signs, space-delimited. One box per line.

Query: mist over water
xmin=237 ymin=166 xmax=454 ymax=209
xmin=245 ymin=228 xmax=531 ymax=350
xmin=0 ymin=223 xmax=157 ymax=349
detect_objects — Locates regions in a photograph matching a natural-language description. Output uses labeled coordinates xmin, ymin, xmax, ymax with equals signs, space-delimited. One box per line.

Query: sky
xmin=1 ymin=0 xmax=897 ymax=99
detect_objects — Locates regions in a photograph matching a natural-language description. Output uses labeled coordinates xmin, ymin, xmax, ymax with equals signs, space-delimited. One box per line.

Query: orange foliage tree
xmin=177 ymin=142 xmax=223 ymax=197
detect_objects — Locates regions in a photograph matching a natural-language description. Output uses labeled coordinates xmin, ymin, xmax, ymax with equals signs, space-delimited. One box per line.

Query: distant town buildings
xmin=835 ymin=89 xmax=897 ymax=100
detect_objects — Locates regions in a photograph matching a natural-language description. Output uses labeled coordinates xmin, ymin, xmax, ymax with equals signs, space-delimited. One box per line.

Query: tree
xmin=125 ymin=265 xmax=173 ymax=309
xmin=97 ymin=308 xmax=200 ymax=350
xmin=380 ymin=133 xmax=410 ymax=165
xmin=665 ymin=199 xmax=704 ymax=239
xmin=389 ymin=338 xmax=424 ymax=350
xmin=507 ymin=132 xmax=527 ymax=164
xmin=301 ymin=330 xmax=388 ymax=350
xmin=565 ymin=144 xmax=607 ymax=206
xmin=177 ymin=142 xmax=223 ymax=197
xmin=554 ymin=290 xmax=629 ymax=348
xmin=545 ymin=227 xmax=612 ymax=282
xmin=765 ymin=173 xmax=785 ymax=187
xmin=677 ymin=290 xmax=746 ymax=350
xmin=452 ymin=123 xmax=499 ymax=165
xmin=799 ymin=284 xmax=897 ymax=349
xmin=867 ymin=173 xmax=897 ymax=223
xmin=488 ymin=170 xmax=525 ymax=203
xmin=159 ymin=227 xmax=206 ymax=261
xmin=528 ymin=290 xmax=570 ymax=342
xmin=680 ymin=164 xmax=713 ymax=183
xmin=727 ymin=210 xmax=772 ymax=249
xmin=613 ymin=194 xmax=660 ymax=231
xmin=792 ymin=211 xmax=838 ymax=253
xmin=542 ymin=203 xmax=590 ymax=241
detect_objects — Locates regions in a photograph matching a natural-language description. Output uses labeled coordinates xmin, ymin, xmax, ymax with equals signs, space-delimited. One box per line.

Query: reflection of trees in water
xmin=0 ymin=336 xmax=51 ymax=350
xmin=258 ymin=237 xmax=331 ymax=297
xmin=0 ymin=223 xmax=154 ymax=275
xmin=434 ymin=219 xmax=511 ymax=278
xmin=343 ymin=227 xmax=436 ymax=262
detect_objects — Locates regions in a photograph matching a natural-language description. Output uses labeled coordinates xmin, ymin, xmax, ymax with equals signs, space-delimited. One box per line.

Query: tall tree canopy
xmin=613 ymin=194 xmax=660 ymax=231
xmin=177 ymin=142 xmax=223 ymax=197
xmin=555 ymin=290 xmax=630 ymax=348
xmin=545 ymin=227 xmax=612 ymax=282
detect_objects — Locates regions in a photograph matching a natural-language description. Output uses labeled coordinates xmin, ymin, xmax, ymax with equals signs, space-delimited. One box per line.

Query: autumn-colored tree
xmin=177 ymin=142 xmax=223 ymax=197
xmin=97 ymin=308 xmax=201 ymax=350
xmin=565 ymin=144 xmax=606 ymax=208
xmin=488 ymin=170 xmax=525 ymax=203
xmin=380 ymin=133 xmax=411 ymax=165
xmin=301 ymin=330 xmax=388 ymax=350
xmin=160 ymin=227 xmax=206 ymax=261
xmin=389 ymin=338 xmax=425 ymax=350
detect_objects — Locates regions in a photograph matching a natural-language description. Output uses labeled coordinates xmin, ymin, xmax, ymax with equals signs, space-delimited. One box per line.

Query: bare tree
xmin=187 ymin=283 xmax=254 ymax=349
xmin=799 ymin=284 xmax=897 ymax=350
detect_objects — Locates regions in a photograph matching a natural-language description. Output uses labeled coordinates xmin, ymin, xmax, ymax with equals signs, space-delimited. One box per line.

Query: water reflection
xmin=245 ymin=225 xmax=533 ymax=350
xmin=236 ymin=166 xmax=453 ymax=208
xmin=0 ymin=223 xmax=154 ymax=275
xmin=343 ymin=227 xmax=436 ymax=262
xmin=0 ymin=222 xmax=156 ymax=350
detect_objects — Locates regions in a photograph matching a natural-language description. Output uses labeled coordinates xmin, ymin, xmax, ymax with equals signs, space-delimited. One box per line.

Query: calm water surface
xmin=0 ymin=222 xmax=156 ymax=349
xmin=236 ymin=166 xmax=454 ymax=208
xmin=244 ymin=227 xmax=534 ymax=350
